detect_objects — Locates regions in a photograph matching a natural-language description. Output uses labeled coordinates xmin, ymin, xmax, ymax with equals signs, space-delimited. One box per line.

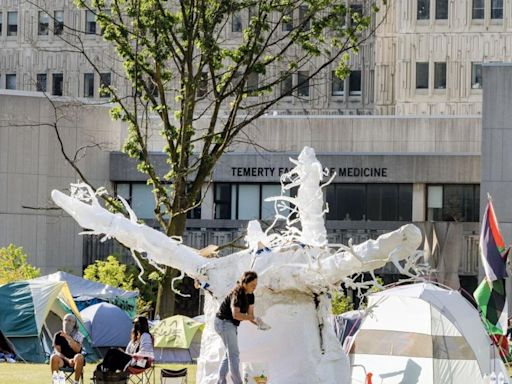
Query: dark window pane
xmin=0 ymin=12 xmax=3 ymax=36
xmin=417 ymin=0 xmax=430 ymax=19
xmin=299 ymin=5 xmax=310 ymax=30
xmin=398 ymin=185 xmax=413 ymax=221
xmin=214 ymin=184 xmax=232 ymax=219
xmin=442 ymin=185 xmax=479 ymax=222
xmin=338 ymin=184 xmax=366 ymax=221
xmin=435 ymin=0 xmax=448 ymax=19
xmin=297 ymin=71 xmax=309 ymax=97
xmin=282 ymin=10 xmax=293 ymax=31
xmin=6 ymin=74 xmax=16 ymax=90
xmin=86 ymin=10 xmax=96 ymax=34
xmin=349 ymin=70 xmax=361 ymax=96
xmin=471 ymin=63 xmax=482 ymax=89
xmin=246 ymin=73 xmax=258 ymax=93
xmin=491 ymin=0 xmax=503 ymax=19
xmin=472 ymin=0 xmax=484 ymax=19
xmin=7 ymin=11 xmax=17 ymax=36
xmin=434 ymin=62 xmax=446 ymax=89
xmin=100 ymin=73 xmax=111 ymax=98
xmin=52 ymin=73 xmax=63 ymax=96
xmin=416 ymin=62 xmax=429 ymax=89
xmin=232 ymin=12 xmax=242 ymax=32
xmin=367 ymin=185 xmax=398 ymax=221
xmin=84 ymin=73 xmax=94 ymax=97
xmin=332 ymin=71 xmax=344 ymax=96
xmin=197 ymin=72 xmax=208 ymax=97
xmin=350 ymin=4 xmax=363 ymax=26
xmin=36 ymin=74 xmax=47 ymax=92
xmin=280 ymin=73 xmax=292 ymax=96
xmin=54 ymin=11 xmax=64 ymax=35
xmin=38 ymin=11 xmax=49 ymax=35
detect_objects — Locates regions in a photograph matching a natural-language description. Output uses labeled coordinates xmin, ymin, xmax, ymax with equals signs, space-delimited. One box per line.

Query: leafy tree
xmin=0 ymin=244 xmax=40 ymax=285
xmin=34 ymin=0 xmax=385 ymax=317
xmin=331 ymin=290 xmax=354 ymax=315
xmin=83 ymin=255 xmax=135 ymax=290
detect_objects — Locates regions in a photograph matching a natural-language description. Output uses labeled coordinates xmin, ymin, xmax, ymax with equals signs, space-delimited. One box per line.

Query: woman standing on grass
xmin=214 ymin=271 xmax=259 ymax=384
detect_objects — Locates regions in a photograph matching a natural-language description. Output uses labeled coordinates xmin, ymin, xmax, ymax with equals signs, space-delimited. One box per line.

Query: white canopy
xmin=349 ymin=283 xmax=509 ymax=384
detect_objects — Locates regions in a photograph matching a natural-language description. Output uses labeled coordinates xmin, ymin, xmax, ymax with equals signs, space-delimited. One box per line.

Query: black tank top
xmin=216 ymin=290 xmax=255 ymax=326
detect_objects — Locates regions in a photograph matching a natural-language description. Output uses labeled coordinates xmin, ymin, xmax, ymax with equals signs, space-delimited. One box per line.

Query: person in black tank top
xmin=214 ymin=271 xmax=258 ymax=384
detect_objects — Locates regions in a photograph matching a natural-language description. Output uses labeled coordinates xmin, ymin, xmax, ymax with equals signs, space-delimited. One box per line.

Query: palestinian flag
xmin=480 ymin=198 xmax=508 ymax=281
xmin=474 ymin=279 xmax=509 ymax=358
xmin=474 ymin=278 xmax=508 ymax=336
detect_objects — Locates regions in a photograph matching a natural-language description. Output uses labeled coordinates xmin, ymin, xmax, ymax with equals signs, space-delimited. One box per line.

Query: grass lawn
xmin=0 ymin=362 xmax=196 ymax=384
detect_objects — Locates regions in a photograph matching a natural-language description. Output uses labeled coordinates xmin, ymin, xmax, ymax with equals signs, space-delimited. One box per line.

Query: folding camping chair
xmin=160 ymin=368 xmax=187 ymax=384
xmin=59 ymin=365 xmax=84 ymax=384
xmin=127 ymin=358 xmax=155 ymax=384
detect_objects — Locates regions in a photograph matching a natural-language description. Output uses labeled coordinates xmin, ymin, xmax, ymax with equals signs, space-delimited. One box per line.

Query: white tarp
xmin=349 ymin=283 xmax=508 ymax=384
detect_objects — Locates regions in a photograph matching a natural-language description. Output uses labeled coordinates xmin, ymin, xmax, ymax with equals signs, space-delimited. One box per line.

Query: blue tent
xmin=80 ymin=303 xmax=132 ymax=349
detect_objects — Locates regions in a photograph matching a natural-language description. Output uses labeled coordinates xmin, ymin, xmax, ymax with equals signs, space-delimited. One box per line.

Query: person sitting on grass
xmin=50 ymin=314 xmax=85 ymax=384
xmin=96 ymin=315 xmax=154 ymax=373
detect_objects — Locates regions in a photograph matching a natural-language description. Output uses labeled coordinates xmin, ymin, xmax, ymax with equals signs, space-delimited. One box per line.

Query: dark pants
xmin=97 ymin=349 xmax=132 ymax=372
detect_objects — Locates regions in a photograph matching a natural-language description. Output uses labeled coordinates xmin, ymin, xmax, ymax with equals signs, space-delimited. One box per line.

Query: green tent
xmin=152 ymin=315 xmax=204 ymax=363
xmin=0 ymin=279 xmax=99 ymax=363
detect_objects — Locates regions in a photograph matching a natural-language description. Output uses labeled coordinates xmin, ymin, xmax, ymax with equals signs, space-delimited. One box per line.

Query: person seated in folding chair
xmin=50 ymin=314 xmax=85 ymax=384
xmin=96 ymin=316 xmax=154 ymax=374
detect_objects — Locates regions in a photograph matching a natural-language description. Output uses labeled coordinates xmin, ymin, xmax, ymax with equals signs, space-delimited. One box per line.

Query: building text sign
xmin=231 ymin=166 xmax=388 ymax=178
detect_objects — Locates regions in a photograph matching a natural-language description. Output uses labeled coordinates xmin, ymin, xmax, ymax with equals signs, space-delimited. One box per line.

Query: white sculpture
xmin=51 ymin=147 xmax=422 ymax=384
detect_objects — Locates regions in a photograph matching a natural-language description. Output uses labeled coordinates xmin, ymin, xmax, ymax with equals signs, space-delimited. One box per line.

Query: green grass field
xmin=0 ymin=362 xmax=196 ymax=384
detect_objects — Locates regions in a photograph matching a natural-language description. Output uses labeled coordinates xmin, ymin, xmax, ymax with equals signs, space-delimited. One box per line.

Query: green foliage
xmin=331 ymin=290 xmax=354 ymax=315
xmin=0 ymin=244 xmax=40 ymax=285
xmin=83 ymin=255 xmax=134 ymax=290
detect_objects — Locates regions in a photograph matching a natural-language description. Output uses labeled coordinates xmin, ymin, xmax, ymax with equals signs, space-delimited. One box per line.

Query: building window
xmin=299 ymin=5 xmax=310 ymax=30
xmin=416 ymin=62 xmax=429 ymax=89
xmin=7 ymin=11 xmax=17 ymax=36
xmin=349 ymin=70 xmax=362 ymax=96
xmin=84 ymin=73 xmax=94 ymax=97
xmin=6 ymin=74 xmax=16 ymax=90
xmin=246 ymin=73 xmax=258 ymax=93
xmin=52 ymin=73 xmax=63 ymax=96
xmin=36 ymin=74 xmax=47 ymax=92
xmin=282 ymin=11 xmax=293 ymax=31
xmin=280 ymin=73 xmax=293 ymax=96
xmin=491 ymin=0 xmax=503 ymax=19
xmin=117 ymin=183 xmax=200 ymax=220
xmin=427 ymin=184 xmax=480 ymax=222
xmin=417 ymin=0 xmax=430 ymax=20
xmin=38 ymin=11 xmax=49 ymax=35
xmin=472 ymin=0 xmax=484 ymax=19
xmin=214 ymin=183 xmax=287 ymax=220
xmin=231 ymin=12 xmax=242 ymax=32
xmin=297 ymin=71 xmax=310 ymax=97
xmin=85 ymin=10 xmax=96 ymax=34
xmin=331 ymin=71 xmax=344 ymax=96
xmin=196 ymin=72 xmax=208 ymax=97
xmin=0 ymin=12 xmax=2 ymax=36
xmin=471 ymin=63 xmax=482 ymax=89
xmin=349 ymin=4 xmax=363 ymax=26
xmin=325 ymin=184 xmax=412 ymax=221
xmin=435 ymin=0 xmax=448 ymax=19
xmin=434 ymin=62 xmax=446 ymax=89
xmin=99 ymin=73 xmax=111 ymax=97
xmin=54 ymin=11 xmax=64 ymax=35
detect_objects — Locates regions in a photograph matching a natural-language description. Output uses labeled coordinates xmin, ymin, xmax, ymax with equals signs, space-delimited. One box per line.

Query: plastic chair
xmin=160 ymin=368 xmax=187 ymax=384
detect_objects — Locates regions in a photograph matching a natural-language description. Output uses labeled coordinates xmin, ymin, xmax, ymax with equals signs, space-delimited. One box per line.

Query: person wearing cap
xmin=50 ymin=313 xmax=85 ymax=384
xmin=96 ymin=315 xmax=154 ymax=373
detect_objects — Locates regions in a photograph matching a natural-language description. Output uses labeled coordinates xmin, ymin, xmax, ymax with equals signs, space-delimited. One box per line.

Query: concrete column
xmin=481 ymin=64 xmax=512 ymax=300
xmin=412 ymin=183 xmax=426 ymax=222
xmin=201 ymin=184 xmax=214 ymax=220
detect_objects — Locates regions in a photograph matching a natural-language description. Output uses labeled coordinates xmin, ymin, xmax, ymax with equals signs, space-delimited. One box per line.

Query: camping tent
xmin=34 ymin=272 xmax=138 ymax=318
xmin=81 ymin=303 xmax=132 ymax=350
xmin=0 ymin=327 xmax=16 ymax=357
xmin=0 ymin=279 xmax=99 ymax=363
xmin=152 ymin=315 xmax=204 ymax=363
xmin=349 ymin=283 xmax=509 ymax=383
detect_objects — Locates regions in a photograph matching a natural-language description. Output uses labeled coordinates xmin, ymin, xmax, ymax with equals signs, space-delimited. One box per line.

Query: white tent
xmin=349 ymin=283 xmax=509 ymax=384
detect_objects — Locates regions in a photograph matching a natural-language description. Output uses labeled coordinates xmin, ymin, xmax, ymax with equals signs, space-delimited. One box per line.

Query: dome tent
xmin=0 ymin=279 xmax=99 ymax=363
xmin=80 ymin=303 xmax=132 ymax=351
xmin=349 ymin=283 xmax=509 ymax=383
xmin=152 ymin=315 xmax=204 ymax=363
